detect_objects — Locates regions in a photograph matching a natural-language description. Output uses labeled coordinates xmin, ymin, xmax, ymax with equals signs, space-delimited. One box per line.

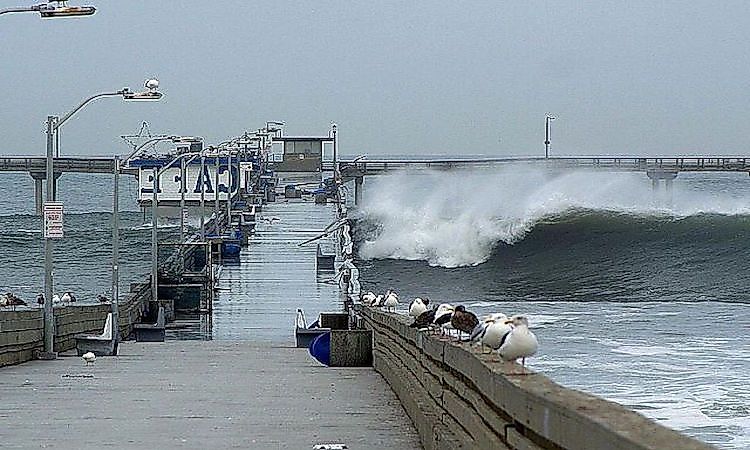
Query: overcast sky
xmin=1 ymin=1 xmax=749 ymax=157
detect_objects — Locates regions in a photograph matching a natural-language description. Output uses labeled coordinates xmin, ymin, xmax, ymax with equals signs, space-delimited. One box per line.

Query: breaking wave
xmin=353 ymin=168 xmax=750 ymax=267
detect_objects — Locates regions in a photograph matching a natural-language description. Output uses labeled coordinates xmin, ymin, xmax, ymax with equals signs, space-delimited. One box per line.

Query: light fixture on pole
xmin=1 ymin=1 xmax=95 ymax=17
xmin=545 ymin=114 xmax=556 ymax=159
xmin=40 ymin=79 xmax=163 ymax=359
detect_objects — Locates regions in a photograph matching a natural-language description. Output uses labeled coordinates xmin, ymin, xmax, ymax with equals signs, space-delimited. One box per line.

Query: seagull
xmin=409 ymin=307 xmax=436 ymax=330
xmin=433 ymin=303 xmax=455 ymax=336
xmin=82 ymin=352 xmax=96 ymax=366
xmin=295 ymin=308 xmax=307 ymax=329
xmin=409 ymin=297 xmax=429 ymax=317
xmin=52 ymin=294 xmax=61 ymax=305
xmin=383 ymin=290 xmax=399 ymax=313
xmin=450 ymin=305 xmax=479 ymax=340
xmin=471 ymin=315 xmax=512 ymax=353
xmin=61 ymin=292 xmax=72 ymax=303
xmin=361 ymin=291 xmax=377 ymax=306
xmin=0 ymin=293 xmax=26 ymax=310
xmin=372 ymin=294 xmax=385 ymax=307
xmin=36 ymin=293 xmax=45 ymax=307
xmin=498 ymin=315 xmax=539 ymax=370
xmin=96 ymin=294 xmax=110 ymax=303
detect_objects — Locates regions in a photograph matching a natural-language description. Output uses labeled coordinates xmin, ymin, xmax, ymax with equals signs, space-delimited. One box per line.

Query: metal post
xmin=33 ymin=176 xmax=43 ymax=215
xmin=332 ymin=123 xmax=338 ymax=175
xmin=42 ymin=116 xmax=56 ymax=358
xmin=180 ymin=158 xmax=186 ymax=243
xmin=53 ymin=127 xmax=60 ymax=199
xmin=226 ymin=152 xmax=232 ymax=231
xmin=214 ymin=157 xmax=220 ymax=235
xmin=151 ymin=167 xmax=158 ymax=304
xmin=545 ymin=117 xmax=550 ymax=159
xmin=111 ymin=156 xmax=120 ymax=342
xmin=200 ymin=155 xmax=205 ymax=241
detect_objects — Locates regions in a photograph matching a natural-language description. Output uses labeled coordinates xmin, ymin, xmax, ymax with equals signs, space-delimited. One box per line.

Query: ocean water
xmin=1 ymin=166 xmax=748 ymax=448
xmin=0 ymin=172 xmax=178 ymax=303
xmin=352 ymin=167 xmax=750 ymax=449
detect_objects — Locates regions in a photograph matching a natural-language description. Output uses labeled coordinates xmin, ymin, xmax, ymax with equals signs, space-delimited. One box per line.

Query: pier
xmin=0 ymin=128 xmax=721 ymax=449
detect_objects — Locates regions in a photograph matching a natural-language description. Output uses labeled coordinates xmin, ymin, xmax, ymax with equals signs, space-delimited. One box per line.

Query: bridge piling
xmin=354 ymin=176 xmax=363 ymax=205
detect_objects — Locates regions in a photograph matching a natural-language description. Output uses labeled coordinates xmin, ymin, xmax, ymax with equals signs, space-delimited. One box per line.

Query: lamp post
xmin=545 ymin=114 xmax=556 ymax=159
xmin=1 ymin=1 xmax=96 ymax=17
xmin=331 ymin=122 xmax=338 ymax=176
xmin=111 ymin=155 xmax=120 ymax=343
xmin=40 ymin=79 xmax=162 ymax=358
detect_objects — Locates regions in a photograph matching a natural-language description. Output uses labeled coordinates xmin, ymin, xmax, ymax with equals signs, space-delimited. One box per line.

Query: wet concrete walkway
xmin=0 ymin=341 xmax=420 ymax=449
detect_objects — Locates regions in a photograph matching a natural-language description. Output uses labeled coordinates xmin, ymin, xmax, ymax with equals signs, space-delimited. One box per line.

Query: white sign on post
xmin=43 ymin=202 xmax=64 ymax=238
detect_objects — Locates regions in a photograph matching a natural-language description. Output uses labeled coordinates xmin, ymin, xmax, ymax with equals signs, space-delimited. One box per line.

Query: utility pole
xmin=111 ymin=155 xmax=120 ymax=342
xmin=41 ymin=115 xmax=56 ymax=358
xmin=545 ymin=114 xmax=556 ymax=158
xmin=151 ymin=167 xmax=158 ymax=304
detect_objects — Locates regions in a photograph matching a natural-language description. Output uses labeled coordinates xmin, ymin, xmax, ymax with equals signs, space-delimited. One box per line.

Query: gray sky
xmin=1 ymin=0 xmax=749 ymax=157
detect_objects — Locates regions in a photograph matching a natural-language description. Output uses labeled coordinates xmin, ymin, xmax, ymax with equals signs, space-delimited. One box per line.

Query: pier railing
xmin=326 ymin=156 xmax=750 ymax=175
xmin=354 ymin=305 xmax=713 ymax=450
xmin=0 ymin=282 xmax=150 ymax=367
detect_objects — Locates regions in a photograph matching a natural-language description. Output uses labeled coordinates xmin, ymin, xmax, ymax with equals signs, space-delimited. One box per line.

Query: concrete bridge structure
xmin=3 ymin=155 xmax=750 ymax=211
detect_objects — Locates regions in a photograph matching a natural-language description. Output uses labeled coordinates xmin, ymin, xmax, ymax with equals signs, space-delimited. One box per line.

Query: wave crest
xmin=354 ymin=168 xmax=750 ymax=267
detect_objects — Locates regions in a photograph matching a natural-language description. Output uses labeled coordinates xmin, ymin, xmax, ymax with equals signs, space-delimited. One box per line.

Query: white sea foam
xmin=356 ymin=168 xmax=750 ymax=267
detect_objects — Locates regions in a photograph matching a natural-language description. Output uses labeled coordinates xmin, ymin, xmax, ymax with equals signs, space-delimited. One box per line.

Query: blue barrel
xmin=309 ymin=331 xmax=331 ymax=366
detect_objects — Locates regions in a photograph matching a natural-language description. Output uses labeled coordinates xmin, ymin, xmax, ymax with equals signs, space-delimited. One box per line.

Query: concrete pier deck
xmin=0 ymin=341 xmax=420 ymax=449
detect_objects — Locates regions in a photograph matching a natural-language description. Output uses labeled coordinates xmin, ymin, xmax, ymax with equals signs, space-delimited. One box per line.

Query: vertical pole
xmin=151 ymin=167 xmax=158 ymax=304
xmin=42 ymin=116 xmax=56 ymax=357
xmin=53 ymin=127 xmax=60 ymax=200
xmin=180 ymin=157 xmax=186 ymax=243
xmin=332 ymin=123 xmax=338 ymax=176
xmin=545 ymin=117 xmax=550 ymax=159
xmin=200 ymin=155 xmax=205 ymax=241
xmin=226 ymin=152 xmax=232 ymax=231
xmin=112 ymin=156 xmax=120 ymax=342
xmin=214 ymin=157 xmax=220 ymax=235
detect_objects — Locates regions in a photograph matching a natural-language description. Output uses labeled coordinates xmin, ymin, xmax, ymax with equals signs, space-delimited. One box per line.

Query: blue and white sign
xmin=138 ymin=162 xmax=252 ymax=202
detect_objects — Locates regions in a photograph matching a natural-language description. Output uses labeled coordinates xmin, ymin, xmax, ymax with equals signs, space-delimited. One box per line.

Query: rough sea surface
xmin=1 ymin=167 xmax=748 ymax=448
xmin=353 ymin=167 xmax=750 ymax=450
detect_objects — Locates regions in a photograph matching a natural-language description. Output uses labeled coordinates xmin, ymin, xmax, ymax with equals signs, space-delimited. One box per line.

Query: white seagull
xmin=82 ymin=352 xmax=96 ymax=366
xmin=383 ymin=290 xmax=399 ymax=313
xmin=361 ymin=291 xmax=377 ymax=306
xmin=471 ymin=314 xmax=512 ymax=353
xmin=408 ymin=297 xmax=429 ymax=317
xmin=497 ymin=315 xmax=538 ymax=369
xmin=52 ymin=294 xmax=61 ymax=305
xmin=61 ymin=292 xmax=72 ymax=303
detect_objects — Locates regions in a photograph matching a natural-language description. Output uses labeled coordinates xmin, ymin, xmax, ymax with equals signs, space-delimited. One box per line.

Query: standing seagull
xmin=409 ymin=307 xmax=436 ymax=330
xmin=383 ymin=290 xmax=399 ymax=313
xmin=433 ymin=303 xmax=455 ymax=336
xmin=450 ymin=305 xmax=479 ymax=340
xmin=409 ymin=298 xmax=429 ymax=317
xmin=36 ymin=293 xmax=45 ymax=307
xmin=498 ymin=315 xmax=539 ymax=370
xmin=361 ymin=292 xmax=377 ymax=306
xmin=471 ymin=315 xmax=512 ymax=353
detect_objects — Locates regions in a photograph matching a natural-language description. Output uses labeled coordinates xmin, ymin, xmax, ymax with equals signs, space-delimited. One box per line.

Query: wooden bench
xmin=75 ymin=312 xmax=118 ymax=356
xmin=134 ymin=306 xmax=166 ymax=342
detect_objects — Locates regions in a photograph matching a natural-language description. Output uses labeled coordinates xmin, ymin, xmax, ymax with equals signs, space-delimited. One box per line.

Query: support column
xmin=646 ymin=170 xmax=678 ymax=206
xmin=665 ymin=178 xmax=674 ymax=206
xmin=354 ymin=176 xmax=363 ymax=206
xmin=31 ymin=172 xmax=44 ymax=215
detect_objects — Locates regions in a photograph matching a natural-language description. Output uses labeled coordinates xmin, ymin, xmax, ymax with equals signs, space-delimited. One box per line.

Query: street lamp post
xmin=1 ymin=2 xmax=96 ymax=17
xmin=40 ymin=79 xmax=162 ymax=358
xmin=111 ymin=155 xmax=120 ymax=343
xmin=331 ymin=122 xmax=338 ymax=175
xmin=545 ymin=114 xmax=556 ymax=159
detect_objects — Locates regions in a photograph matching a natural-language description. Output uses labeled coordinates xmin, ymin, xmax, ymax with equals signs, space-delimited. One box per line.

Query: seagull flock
xmin=0 ymin=291 xmax=111 ymax=310
xmin=361 ymin=291 xmax=539 ymax=369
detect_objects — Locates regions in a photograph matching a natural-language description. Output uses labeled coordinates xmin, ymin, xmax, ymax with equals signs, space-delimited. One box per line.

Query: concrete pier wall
xmin=0 ymin=282 xmax=149 ymax=367
xmin=355 ymin=305 xmax=713 ymax=450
